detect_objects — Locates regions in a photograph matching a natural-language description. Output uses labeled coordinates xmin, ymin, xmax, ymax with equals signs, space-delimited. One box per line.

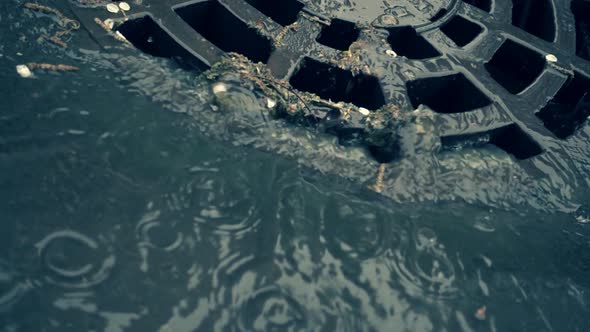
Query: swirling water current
xmin=1 ymin=1 xmax=590 ymax=331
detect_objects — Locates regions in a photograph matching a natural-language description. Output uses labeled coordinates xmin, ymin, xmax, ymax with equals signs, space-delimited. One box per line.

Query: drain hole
xmin=175 ymin=1 xmax=272 ymax=63
xmin=485 ymin=39 xmax=545 ymax=94
xmin=387 ymin=26 xmax=440 ymax=59
xmin=369 ymin=145 xmax=400 ymax=164
xmin=536 ymin=73 xmax=590 ymax=139
xmin=442 ymin=131 xmax=497 ymax=151
xmin=289 ymin=58 xmax=386 ymax=110
xmin=406 ymin=73 xmax=492 ymax=113
xmin=512 ymin=0 xmax=556 ymax=42
xmin=462 ymin=0 xmax=492 ymax=12
xmin=117 ymin=16 xmax=205 ymax=69
xmin=244 ymin=0 xmax=303 ymax=26
xmin=442 ymin=124 xmax=543 ymax=159
xmin=440 ymin=16 xmax=483 ymax=47
xmin=316 ymin=19 xmax=360 ymax=51
xmin=430 ymin=8 xmax=448 ymax=22
xmin=572 ymin=0 xmax=590 ymax=61
xmin=490 ymin=124 xmax=543 ymax=159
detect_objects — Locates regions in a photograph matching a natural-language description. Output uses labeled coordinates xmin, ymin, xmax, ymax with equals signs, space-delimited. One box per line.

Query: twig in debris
xmin=76 ymin=0 xmax=111 ymax=4
xmin=274 ymin=22 xmax=298 ymax=46
xmin=94 ymin=17 xmax=130 ymax=44
xmin=301 ymin=11 xmax=331 ymax=26
xmin=24 ymin=2 xmax=80 ymax=48
xmin=373 ymin=163 xmax=386 ymax=193
xmin=256 ymin=75 xmax=316 ymax=116
xmin=24 ymin=2 xmax=80 ymax=28
xmin=17 ymin=63 xmax=79 ymax=77
xmin=27 ymin=63 xmax=80 ymax=71
xmin=45 ymin=33 xmax=68 ymax=48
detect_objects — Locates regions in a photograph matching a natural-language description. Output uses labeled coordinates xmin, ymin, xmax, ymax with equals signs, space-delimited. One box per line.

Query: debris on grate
xmin=26 ymin=63 xmax=79 ymax=71
xmin=16 ymin=65 xmax=33 ymax=78
xmin=118 ymin=2 xmax=130 ymax=12
xmin=16 ymin=63 xmax=79 ymax=78
xmin=207 ymin=53 xmax=407 ymax=163
xmin=545 ymin=54 xmax=558 ymax=63
xmin=67 ymin=0 xmax=590 ymax=164
xmin=106 ymin=3 xmax=119 ymax=13
xmin=289 ymin=57 xmax=386 ymax=111
xmin=24 ymin=2 xmax=80 ymax=48
xmin=387 ymin=26 xmax=440 ymax=59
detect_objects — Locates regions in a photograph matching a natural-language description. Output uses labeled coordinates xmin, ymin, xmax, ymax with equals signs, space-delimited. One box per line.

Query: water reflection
xmin=237 ymin=286 xmax=306 ymax=331
xmin=0 ymin=261 xmax=29 ymax=313
xmin=189 ymin=164 xmax=263 ymax=237
xmin=323 ymin=197 xmax=394 ymax=260
xmin=136 ymin=209 xmax=184 ymax=272
xmin=1 ymin=1 xmax=589 ymax=330
xmin=36 ymin=230 xmax=115 ymax=290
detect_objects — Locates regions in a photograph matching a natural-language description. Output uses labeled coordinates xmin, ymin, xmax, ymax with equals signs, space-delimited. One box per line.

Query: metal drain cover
xmin=299 ymin=0 xmax=453 ymax=26
xmin=69 ymin=0 xmax=590 ymax=163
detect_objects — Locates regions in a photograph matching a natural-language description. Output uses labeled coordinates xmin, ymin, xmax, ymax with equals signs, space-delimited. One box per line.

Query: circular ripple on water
xmin=136 ymin=209 xmax=185 ymax=272
xmin=386 ymin=227 xmax=458 ymax=300
xmin=136 ymin=210 xmax=183 ymax=251
xmin=211 ymin=254 xmax=307 ymax=330
xmin=213 ymin=251 xmax=338 ymax=331
xmin=36 ymin=230 xmax=116 ymax=289
xmin=237 ymin=286 xmax=308 ymax=332
xmin=0 ymin=260 xmax=29 ymax=312
xmin=189 ymin=168 xmax=263 ymax=236
xmin=322 ymin=198 xmax=394 ymax=261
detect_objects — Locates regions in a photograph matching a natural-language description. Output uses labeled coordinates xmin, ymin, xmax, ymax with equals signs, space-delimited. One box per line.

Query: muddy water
xmin=1 ymin=0 xmax=590 ymax=331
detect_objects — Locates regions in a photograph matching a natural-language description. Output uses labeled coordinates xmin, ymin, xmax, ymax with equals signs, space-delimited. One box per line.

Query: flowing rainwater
xmin=1 ymin=0 xmax=590 ymax=331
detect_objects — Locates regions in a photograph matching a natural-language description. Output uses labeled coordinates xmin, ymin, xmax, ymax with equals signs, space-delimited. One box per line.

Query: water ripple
xmin=236 ymin=286 xmax=307 ymax=332
xmin=211 ymin=253 xmax=324 ymax=331
xmin=36 ymin=230 xmax=115 ymax=289
xmin=189 ymin=167 xmax=263 ymax=236
xmin=136 ymin=209 xmax=184 ymax=272
xmin=323 ymin=199 xmax=393 ymax=261
xmin=0 ymin=260 xmax=29 ymax=313
xmin=386 ymin=227 xmax=458 ymax=300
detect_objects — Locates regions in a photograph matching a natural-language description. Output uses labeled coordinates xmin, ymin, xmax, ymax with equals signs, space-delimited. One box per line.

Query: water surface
xmin=1 ymin=1 xmax=590 ymax=331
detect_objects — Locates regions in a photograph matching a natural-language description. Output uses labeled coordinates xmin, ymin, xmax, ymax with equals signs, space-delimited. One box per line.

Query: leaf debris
xmin=24 ymin=2 xmax=80 ymax=48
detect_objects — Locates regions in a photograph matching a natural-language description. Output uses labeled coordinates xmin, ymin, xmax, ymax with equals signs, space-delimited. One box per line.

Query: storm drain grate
xmin=440 ymin=15 xmax=483 ymax=47
xmin=442 ymin=124 xmax=544 ymax=160
xmin=406 ymin=73 xmax=492 ymax=114
xmin=462 ymin=0 xmax=491 ymax=12
xmin=572 ymin=0 xmax=590 ymax=61
xmin=289 ymin=58 xmax=386 ymax=111
xmin=316 ymin=19 xmax=360 ymax=51
xmin=72 ymin=0 xmax=590 ymax=162
xmin=485 ymin=39 xmax=545 ymax=94
xmin=116 ymin=16 xmax=197 ymax=64
xmin=175 ymin=1 xmax=273 ymax=63
xmin=387 ymin=26 xmax=441 ymax=59
xmin=537 ymin=72 xmax=590 ymax=139
xmin=243 ymin=0 xmax=303 ymax=26
xmin=511 ymin=0 xmax=556 ymax=42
